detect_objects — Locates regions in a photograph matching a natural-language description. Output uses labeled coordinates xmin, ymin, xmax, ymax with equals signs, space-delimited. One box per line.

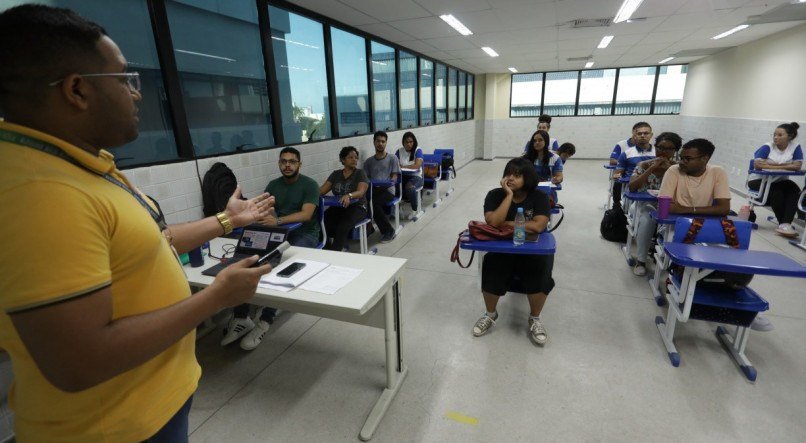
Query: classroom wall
xmin=680 ymin=22 xmax=806 ymax=190
xmin=125 ymin=121 xmax=478 ymax=224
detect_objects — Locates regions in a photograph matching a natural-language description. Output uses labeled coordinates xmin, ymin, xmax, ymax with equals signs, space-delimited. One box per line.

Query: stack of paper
xmin=259 ymin=259 xmax=328 ymax=292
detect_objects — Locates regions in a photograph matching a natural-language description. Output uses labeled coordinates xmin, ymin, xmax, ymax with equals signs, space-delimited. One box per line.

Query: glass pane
xmin=331 ymin=27 xmax=369 ymax=137
xmin=435 ymin=63 xmax=447 ymax=124
xmin=510 ymin=73 xmax=542 ymax=117
xmin=370 ymin=41 xmax=396 ymax=131
xmin=654 ymin=65 xmax=687 ymax=114
xmin=448 ymin=68 xmax=457 ymax=122
xmin=543 ymin=71 xmax=578 ymax=116
xmin=578 ymin=69 xmax=616 ymax=116
xmin=615 ymin=66 xmax=657 ymax=115
xmin=269 ymin=6 xmax=330 ymax=143
xmin=399 ymin=51 xmax=417 ymax=129
xmin=458 ymin=72 xmax=466 ymax=120
xmin=167 ymin=0 xmax=273 ymax=157
xmin=37 ymin=0 xmax=179 ymax=167
xmin=467 ymin=74 xmax=474 ymax=119
xmin=419 ymin=59 xmax=434 ymax=125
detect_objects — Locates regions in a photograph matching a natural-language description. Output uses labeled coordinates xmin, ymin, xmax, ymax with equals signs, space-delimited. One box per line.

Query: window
xmin=370 ymin=41 xmax=396 ymax=131
xmin=448 ymin=68 xmax=457 ymax=122
xmin=510 ymin=73 xmax=543 ymax=117
xmin=654 ymin=65 xmax=687 ymax=114
xmin=578 ymin=69 xmax=616 ymax=116
xmin=330 ymin=27 xmax=369 ymax=136
xmin=615 ymin=66 xmax=657 ymax=115
xmin=269 ymin=6 xmax=330 ymax=143
xmin=419 ymin=59 xmax=434 ymax=125
xmin=543 ymin=71 xmax=578 ymax=116
xmin=42 ymin=0 xmax=179 ymax=167
xmin=166 ymin=0 xmax=273 ymax=157
xmin=458 ymin=71 xmax=467 ymax=120
xmin=399 ymin=51 xmax=417 ymax=129
xmin=467 ymin=74 xmax=474 ymax=119
xmin=435 ymin=63 xmax=447 ymax=124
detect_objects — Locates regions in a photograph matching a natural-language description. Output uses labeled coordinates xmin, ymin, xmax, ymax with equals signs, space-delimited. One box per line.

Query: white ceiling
xmin=288 ymin=0 xmax=806 ymax=73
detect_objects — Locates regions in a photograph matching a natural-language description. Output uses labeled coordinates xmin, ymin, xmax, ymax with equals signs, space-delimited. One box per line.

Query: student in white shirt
xmin=748 ymin=122 xmax=804 ymax=237
xmin=395 ymin=131 xmax=424 ymax=220
xmin=522 ymin=114 xmax=559 ymax=152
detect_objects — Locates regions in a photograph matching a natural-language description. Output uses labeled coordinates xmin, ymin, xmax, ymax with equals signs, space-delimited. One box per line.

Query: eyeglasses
xmin=279 ymin=159 xmax=300 ymax=165
xmin=679 ymin=155 xmax=704 ymax=162
xmin=634 ymin=131 xmax=652 ymax=136
xmin=48 ymin=72 xmax=141 ymax=92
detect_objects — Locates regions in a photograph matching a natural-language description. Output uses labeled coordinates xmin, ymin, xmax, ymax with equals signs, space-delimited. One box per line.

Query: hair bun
xmin=791 ymin=122 xmax=800 ymax=130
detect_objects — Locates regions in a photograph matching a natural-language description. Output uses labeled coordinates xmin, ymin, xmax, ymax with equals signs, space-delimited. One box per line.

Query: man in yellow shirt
xmin=0 ymin=5 xmax=275 ymax=441
xmin=658 ymin=138 xmax=732 ymax=216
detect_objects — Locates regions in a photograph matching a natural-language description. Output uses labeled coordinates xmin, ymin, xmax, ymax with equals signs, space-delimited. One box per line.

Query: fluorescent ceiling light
xmin=440 ymin=14 xmax=473 ymax=36
xmin=659 ymin=57 xmax=675 ymax=64
xmin=481 ymin=47 xmax=499 ymax=57
xmin=598 ymin=35 xmax=614 ymax=48
xmin=175 ymin=49 xmax=236 ymax=63
xmin=507 ymin=67 xmax=518 ymax=73
xmin=613 ymin=0 xmax=645 ymax=23
xmin=712 ymin=24 xmax=749 ymax=39
xmin=585 ymin=61 xmax=595 ymax=68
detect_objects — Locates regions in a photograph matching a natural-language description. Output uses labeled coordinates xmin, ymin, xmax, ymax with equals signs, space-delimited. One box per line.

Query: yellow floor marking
xmin=445 ymin=411 xmax=479 ymax=425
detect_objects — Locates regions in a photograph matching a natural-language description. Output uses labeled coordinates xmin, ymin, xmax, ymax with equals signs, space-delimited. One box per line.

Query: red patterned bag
xmin=451 ymin=221 xmax=514 ymax=268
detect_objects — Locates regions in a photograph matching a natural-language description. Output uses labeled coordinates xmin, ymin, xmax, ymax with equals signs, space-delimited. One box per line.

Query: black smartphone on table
xmin=277 ymin=262 xmax=306 ymax=277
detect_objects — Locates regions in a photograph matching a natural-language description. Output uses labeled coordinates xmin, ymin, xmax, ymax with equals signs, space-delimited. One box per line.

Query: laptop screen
xmin=236 ymin=226 xmax=288 ymax=255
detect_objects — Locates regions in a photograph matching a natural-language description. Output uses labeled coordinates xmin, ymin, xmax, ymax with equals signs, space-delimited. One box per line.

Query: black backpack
xmin=202 ymin=162 xmax=238 ymax=217
xmin=600 ymin=207 xmax=627 ymax=243
xmin=441 ymin=153 xmax=456 ymax=179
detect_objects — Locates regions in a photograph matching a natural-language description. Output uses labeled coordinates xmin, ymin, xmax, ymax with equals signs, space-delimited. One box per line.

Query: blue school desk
xmin=460 ymin=233 xmax=556 ymax=292
xmin=321 ymin=196 xmax=374 ymax=254
xmin=621 ymin=191 xmax=657 ymax=266
xmin=745 ymin=167 xmax=805 ymax=207
xmin=656 ymin=243 xmax=806 ymax=381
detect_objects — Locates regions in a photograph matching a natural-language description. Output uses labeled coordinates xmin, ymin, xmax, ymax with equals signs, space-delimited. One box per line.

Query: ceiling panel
xmin=389 ymin=16 xmax=458 ymax=39
xmin=412 ymin=0 xmax=492 ymax=16
xmin=554 ymin=0 xmax=622 ymax=23
xmin=637 ymin=30 xmax=688 ymax=45
xmin=421 ymin=35 xmax=479 ymax=50
xmin=396 ymin=39 xmax=438 ymax=54
xmin=338 ymin=0 xmax=431 ymax=21
xmin=356 ymin=23 xmax=416 ymax=42
xmin=288 ymin=0 xmax=379 ymax=26
xmin=633 ymin=0 xmax=686 ymax=18
xmin=493 ymin=2 xmax=559 ymax=29
xmin=450 ymin=10 xmax=507 ymax=35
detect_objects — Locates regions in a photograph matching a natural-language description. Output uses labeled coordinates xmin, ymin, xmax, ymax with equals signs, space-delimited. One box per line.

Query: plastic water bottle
xmin=513 ymin=207 xmax=526 ymax=246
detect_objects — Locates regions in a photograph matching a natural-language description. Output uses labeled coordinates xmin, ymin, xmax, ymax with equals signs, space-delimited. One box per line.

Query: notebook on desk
xmin=202 ymin=225 xmax=289 ymax=277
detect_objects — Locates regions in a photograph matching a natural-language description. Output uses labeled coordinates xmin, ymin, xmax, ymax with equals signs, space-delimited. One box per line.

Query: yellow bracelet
xmin=216 ymin=212 xmax=233 ymax=235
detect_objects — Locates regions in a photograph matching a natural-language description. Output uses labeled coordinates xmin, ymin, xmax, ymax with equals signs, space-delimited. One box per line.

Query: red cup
xmin=657 ymin=195 xmax=672 ymax=219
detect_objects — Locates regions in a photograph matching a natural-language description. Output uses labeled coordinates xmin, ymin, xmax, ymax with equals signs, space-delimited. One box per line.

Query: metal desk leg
xmin=715 ymin=325 xmax=757 ymax=382
xmin=360 ymin=282 xmax=408 ymax=441
xmin=655 ymin=307 xmax=681 ymax=367
xmin=648 ymin=226 xmax=673 ymax=306
xmin=621 ymin=199 xmax=640 ymax=266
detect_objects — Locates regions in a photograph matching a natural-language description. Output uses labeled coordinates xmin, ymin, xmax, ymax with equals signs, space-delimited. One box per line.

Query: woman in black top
xmin=319 ymin=146 xmax=369 ymax=251
xmin=473 ymin=158 xmax=555 ymax=346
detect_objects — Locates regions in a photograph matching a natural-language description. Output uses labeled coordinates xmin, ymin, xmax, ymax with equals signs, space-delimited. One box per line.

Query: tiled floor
xmin=190 ymin=159 xmax=806 ymax=442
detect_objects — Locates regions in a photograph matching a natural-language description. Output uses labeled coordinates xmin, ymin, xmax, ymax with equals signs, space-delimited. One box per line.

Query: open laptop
xmin=202 ymin=224 xmax=289 ymax=277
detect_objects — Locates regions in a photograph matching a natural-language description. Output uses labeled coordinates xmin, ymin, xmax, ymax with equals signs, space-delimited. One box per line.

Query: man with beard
xmin=221 ymin=146 xmax=321 ymax=351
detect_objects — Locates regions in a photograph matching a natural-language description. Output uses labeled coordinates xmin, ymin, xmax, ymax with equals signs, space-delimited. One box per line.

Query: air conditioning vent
xmin=567 ymin=55 xmax=593 ymax=62
xmin=570 ymin=18 xmax=612 ymax=28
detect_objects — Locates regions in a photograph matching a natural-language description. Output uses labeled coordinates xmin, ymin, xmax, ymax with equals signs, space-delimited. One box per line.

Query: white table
xmin=185 ymin=239 xmax=408 ymax=441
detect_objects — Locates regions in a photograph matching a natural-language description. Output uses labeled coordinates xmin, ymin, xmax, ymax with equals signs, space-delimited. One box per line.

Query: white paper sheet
xmin=261 ymin=259 xmax=329 ymax=288
xmin=299 ymin=265 xmax=363 ymax=295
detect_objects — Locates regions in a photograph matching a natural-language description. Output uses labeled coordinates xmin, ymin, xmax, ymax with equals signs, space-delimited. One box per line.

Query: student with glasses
xmin=221 ymin=147 xmax=322 ymax=351
xmin=658 ymin=138 xmax=731 ymax=217
xmin=627 ymin=132 xmax=682 ymax=276
xmin=522 ymin=114 xmax=560 ymax=153
xmin=319 ymin=146 xmax=370 ymax=251
xmin=747 ymin=122 xmax=803 ymax=238
xmin=0 ymin=5 xmax=275 ymax=441
xmin=611 ymin=122 xmax=655 ymax=210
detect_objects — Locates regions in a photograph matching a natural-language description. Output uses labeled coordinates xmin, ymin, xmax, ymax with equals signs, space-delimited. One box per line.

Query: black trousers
xmin=748 ymin=179 xmax=802 ymax=224
xmin=324 ymin=204 xmax=367 ymax=251
xmin=370 ymin=187 xmax=395 ymax=236
xmin=612 ymin=181 xmax=623 ymax=211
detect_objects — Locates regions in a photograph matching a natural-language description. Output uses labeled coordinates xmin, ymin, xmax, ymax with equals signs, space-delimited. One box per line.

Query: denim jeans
xmin=403 ymin=175 xmax=424 ymax=211
xmin=142 ymin=396 xmax=192 ymax=443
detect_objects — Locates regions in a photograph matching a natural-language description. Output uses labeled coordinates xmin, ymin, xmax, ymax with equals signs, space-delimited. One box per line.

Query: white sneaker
xmin=472 ymin=314 xmax=496 ymax=337
xmin=221 ymin=316 xmax=255 ymax=346
xmin=407 ymin=211 xmax=418 ymax=221
xmin=528 ymin=317 xmax=547 ymax=346
xmin=750 ymin=315 xmax=774 ymax=332
xmin=633 ymin=263 xmax=647 ymax=276
xmin=775 ymin=223 xmax=798 ymax=238
xmin=240 ymin=320 xmax=271 ymax=350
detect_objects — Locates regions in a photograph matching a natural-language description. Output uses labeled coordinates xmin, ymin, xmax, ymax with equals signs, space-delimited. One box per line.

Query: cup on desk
xmin=657 ymin=195 xmax=672 ymax=219
xmin=188 ymin=246 xmax=204 ymax=267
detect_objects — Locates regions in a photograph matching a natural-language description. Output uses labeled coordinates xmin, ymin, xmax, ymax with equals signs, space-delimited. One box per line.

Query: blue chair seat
xmin=669 ymin=273 xmax=769 ymax=327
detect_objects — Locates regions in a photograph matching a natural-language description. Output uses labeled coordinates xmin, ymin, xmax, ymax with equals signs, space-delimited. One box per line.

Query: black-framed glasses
xmin=48 ymin=72 xmax=141 ymax=92
xmin=279 ymin=159 xmax=300 ymax=165
xmin=679 ymin=155 xmax=704 ymax=162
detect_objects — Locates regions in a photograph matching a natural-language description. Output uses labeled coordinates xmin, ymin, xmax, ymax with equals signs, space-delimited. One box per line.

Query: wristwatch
xmin=216 ymin=212 xmax=233 ymax=235
xmin=348 ymin=192 xmax=353 ymax=198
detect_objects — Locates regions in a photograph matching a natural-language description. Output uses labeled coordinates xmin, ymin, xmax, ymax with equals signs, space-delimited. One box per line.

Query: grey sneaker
xmin=633 ymin=263 xmax=647 ymax=276
xmin=750 ymin=315 xmax=774 ymax=332
xmin=240 ymin=320 xmax=271 ymax=350
xmin=472 ymin=314 xmax=497 ymax=337
xmin=528 ymin=317 xmax=547 ymax=345
xmin=776 ymin=223 xmax=798 ymax=238
xmin=221 ymin=316 xmax=255 ymax=346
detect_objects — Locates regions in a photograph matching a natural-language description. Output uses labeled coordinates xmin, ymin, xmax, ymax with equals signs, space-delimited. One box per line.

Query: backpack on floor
xmin=441 ymin=153 xmax=456 ymax=179
xmin=600 ymin=207 xmax=627 ymax=243
xmin=202 ymin=162 xmax=238 ymax=217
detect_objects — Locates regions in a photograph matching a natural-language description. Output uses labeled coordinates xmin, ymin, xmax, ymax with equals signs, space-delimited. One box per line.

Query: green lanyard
xmin=0 ymin=128 xmax=166 ymax=230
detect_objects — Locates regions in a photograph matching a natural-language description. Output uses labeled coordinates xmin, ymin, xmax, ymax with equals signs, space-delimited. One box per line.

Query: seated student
xmin=523 ymin=114 xmax=560 ymax=152
xmin=472 ymin=158 xmax=555 ymax=346
xmin=628 ymin=132 xmax=682 ymax=276
xmin=557 ymin=142 xmax=575 ymax=163
xmin=612 ymin=122 xmax=655 ymax=210
xmin=748 ymin=122 xmax=803 ymax=238
xmin=220 ymin=147 xmax=322 ymax=351
xmin=395 ymin=131 xmax=424 ymax=220
xmin=659 ymin=138 xmax=731 ymax=217
xmin=364 ymin=131 xmax=401 ymax=243
xmin=524 ymin=130 xmax=563 ymax=184
xmin=319 ymin=146 xmax=370 ymax=251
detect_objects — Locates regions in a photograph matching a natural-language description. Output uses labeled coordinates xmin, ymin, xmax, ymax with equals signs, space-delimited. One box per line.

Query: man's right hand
xmin=209 ymin=256 xmax=272 ymax=309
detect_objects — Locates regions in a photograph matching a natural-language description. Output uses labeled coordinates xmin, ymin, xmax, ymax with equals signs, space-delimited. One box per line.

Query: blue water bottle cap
xmin=517 ymin=207 xmax=523 ymax=212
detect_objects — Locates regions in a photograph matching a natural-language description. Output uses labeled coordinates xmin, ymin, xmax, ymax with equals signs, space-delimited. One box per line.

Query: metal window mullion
xmin=323 ymin=24 xmax=338 ymax=138
xmin=257 ymin=0 xmax=284 ymax=146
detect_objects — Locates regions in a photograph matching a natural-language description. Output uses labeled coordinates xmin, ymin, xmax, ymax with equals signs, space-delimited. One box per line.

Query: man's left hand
xmin=225 ymin=185 xmax=275 ymax=228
